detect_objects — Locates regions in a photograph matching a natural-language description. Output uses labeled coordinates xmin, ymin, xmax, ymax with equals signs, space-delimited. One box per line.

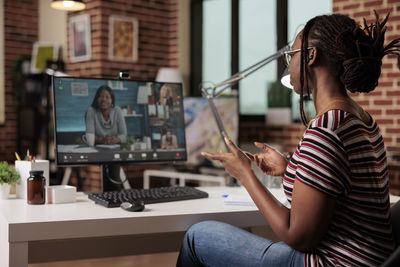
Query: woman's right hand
xmin=244 ymin=142 xmax=289 ymax=177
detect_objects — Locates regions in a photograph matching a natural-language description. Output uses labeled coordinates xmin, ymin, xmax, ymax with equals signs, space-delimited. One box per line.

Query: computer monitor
xmin=52 ymin=76 xmax=187 ymax=190
xmin=183 ymin=97 xmax=238 ymax=168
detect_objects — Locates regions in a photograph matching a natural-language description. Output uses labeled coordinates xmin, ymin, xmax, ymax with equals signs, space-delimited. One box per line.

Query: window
xmin=288 ymin=0 xmax=331 ymax=122
xmin=239 ymin=0 xmax=276 ymax=115
xmin=202 ymin=0 xmax=231 ymax=90
xmin=191 ymin=0 xmax=331 ymax=119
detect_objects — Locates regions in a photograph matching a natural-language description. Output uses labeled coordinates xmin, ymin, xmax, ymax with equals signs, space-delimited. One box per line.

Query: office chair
xmin=381 ymin=200 xmax=400 ymax=267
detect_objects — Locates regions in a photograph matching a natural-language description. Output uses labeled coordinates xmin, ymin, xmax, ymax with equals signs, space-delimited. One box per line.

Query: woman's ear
xmin=307 ymin=47 xmax=317 ymax=66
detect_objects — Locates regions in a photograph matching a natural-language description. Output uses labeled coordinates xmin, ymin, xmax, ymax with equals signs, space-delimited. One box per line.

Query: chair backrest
xmin=381 ymin=200 xmax=400 ymax=267
xmin=391 ymin=200 xmax=400 ymax=246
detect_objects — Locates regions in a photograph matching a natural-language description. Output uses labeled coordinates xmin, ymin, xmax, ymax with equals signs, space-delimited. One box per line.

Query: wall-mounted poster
xmin=30 ymin=42 xmax=59 ymax=73
xmin=109 ymin=15 xmax=139 ymax=62
xmin=69 ymin=14 xmax=91 ymax=62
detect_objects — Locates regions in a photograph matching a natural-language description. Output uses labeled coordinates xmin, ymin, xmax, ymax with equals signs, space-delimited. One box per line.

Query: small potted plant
xmin=0 ymin=161 xmax=20 ymax=199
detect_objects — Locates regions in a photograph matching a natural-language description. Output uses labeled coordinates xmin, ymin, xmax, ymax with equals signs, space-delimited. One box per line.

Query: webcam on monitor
xmin=118 ymin=70 xmax=131 ymax=80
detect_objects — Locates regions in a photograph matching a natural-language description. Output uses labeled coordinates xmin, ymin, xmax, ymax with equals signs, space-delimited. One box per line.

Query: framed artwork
xmin=69 ymin=14 xmax=91 ymax=62
xmin=109 ymin=15 xmax=139 ymax=62
xmin=30 ymin=42 xmax=59 ymax=73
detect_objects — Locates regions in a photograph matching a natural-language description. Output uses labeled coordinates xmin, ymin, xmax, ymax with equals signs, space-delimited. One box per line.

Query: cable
xmin=104 ymin=164 xmax=128 ymax=185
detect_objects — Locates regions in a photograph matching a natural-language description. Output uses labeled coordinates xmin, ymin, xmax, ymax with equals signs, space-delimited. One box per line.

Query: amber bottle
xmin=27 ymin=170 xmax=45 ymax=204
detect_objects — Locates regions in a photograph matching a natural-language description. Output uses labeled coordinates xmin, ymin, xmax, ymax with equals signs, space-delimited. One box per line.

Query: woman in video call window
xmin=85 ymin=85 xmax=127 ymax=145
xmin=161 ymin=130 xmax=178 ymax=149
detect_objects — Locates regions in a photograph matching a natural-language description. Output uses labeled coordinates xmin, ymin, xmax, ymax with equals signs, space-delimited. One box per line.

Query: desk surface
xmin=0 ymin=186 xmax=279 ymax=266
xmin=1 ymin=187 xmax=398 ymax=241
xmin=1 ymin=186 xmax=399 ymax=267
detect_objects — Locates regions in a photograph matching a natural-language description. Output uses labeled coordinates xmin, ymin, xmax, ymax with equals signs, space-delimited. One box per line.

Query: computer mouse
xmin=120 ymin=200 xmax=145 ymax=212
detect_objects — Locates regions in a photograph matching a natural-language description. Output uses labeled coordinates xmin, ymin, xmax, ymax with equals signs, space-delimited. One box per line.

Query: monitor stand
xmin=101 ymin=164 xmax=123 ymax=192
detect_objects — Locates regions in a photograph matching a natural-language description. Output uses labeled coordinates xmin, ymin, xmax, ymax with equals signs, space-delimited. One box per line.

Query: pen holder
xmin=15 ymin=160 xmax=49 ymax=199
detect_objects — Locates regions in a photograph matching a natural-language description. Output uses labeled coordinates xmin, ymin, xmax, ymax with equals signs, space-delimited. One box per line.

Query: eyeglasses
xmin=283 ymin=47 xmax=314 ymax=66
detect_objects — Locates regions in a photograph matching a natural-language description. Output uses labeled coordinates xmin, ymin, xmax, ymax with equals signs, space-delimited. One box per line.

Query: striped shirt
xmin=283 ymin=110 xmax=395 ymax=266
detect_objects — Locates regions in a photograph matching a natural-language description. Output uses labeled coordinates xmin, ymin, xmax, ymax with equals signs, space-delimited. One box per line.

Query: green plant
xmin=0 ymin=161 xmax=20 ymax=185
xmin=12 ymin=56 xmax=31 ymax=104
xmin=267 ymin=80 xmax=292 ymax=108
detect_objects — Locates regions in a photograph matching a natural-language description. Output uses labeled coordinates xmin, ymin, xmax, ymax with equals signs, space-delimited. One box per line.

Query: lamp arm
xmin=202 ymin=44 xmax=289 ymax=97
xmin=201 ymin=45 xmax=289 ymax=154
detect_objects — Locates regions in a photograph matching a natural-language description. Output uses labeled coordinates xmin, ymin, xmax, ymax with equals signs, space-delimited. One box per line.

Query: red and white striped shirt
xmin=283 ymin=110 xmax=395 ymax=266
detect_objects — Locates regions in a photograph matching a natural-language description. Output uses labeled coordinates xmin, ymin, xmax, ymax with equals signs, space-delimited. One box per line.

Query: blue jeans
xmin=177 ymin=220 xmax=304 ymax=267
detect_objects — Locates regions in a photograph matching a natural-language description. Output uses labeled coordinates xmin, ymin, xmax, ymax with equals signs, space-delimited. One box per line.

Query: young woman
xmin=85 ymin=85 xmax=127 ymax=145
xmin=177 ymin=12 xmax=400 ymax=266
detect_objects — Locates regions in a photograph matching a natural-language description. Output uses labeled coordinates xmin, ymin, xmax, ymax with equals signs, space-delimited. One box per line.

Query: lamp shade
xmin=51 ymin=0 xmax=86 ymax=11
xmin=155 ymin=67 xmax=182 ymax=83
xmin=280 ymin=68 xmax=293 ymax=90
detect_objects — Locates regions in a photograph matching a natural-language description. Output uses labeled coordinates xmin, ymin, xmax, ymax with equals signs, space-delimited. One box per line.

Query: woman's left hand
xmin=104 ymin=136 xmax=120 ymax=145
xmin=201 ymin=137 xmax=253 ymax=182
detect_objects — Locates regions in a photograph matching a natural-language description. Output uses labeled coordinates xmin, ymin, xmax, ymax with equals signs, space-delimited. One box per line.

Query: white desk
xmin=0 ymin=186 xmax=283 ymax=267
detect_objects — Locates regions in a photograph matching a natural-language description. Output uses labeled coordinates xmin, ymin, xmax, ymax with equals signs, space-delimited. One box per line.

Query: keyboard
xmin=88 ymin=186 xmax=209 ymax=208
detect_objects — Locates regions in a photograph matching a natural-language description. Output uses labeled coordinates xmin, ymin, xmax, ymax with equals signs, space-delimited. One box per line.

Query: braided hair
xmin=299 ymin=11 xmax=400 ymax=125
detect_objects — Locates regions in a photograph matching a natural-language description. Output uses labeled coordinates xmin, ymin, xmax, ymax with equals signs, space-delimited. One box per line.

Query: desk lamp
xmin=156 ymin=67 xmax=182 ymax=83
xmin=201 ymin=45 xmax=291 ymax=186
xmin=201 ymin=45 xmax=291 ymax=150
xmin=280 ymin=68 xmax=293 ymax=90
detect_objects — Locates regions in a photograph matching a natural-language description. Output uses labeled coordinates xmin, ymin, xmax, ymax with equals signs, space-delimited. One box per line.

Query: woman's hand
xmin=201 ymin=137 xmax=254 ymax=182
xmin=97 ymin=136 xmax=120 ymax=145
xmin=104 ymin=136 xmax=120 ymax=145
xmin=244 ymin=142 xmax=288 ymax=177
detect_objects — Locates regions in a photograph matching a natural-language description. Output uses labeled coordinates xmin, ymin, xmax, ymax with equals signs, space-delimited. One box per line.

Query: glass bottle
xmin=27 ymin=170 xmax=45 ymax=204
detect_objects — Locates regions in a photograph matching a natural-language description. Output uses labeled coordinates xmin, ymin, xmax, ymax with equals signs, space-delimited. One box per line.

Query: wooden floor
xmin=29 ymin=252 xmax=179 ymax=267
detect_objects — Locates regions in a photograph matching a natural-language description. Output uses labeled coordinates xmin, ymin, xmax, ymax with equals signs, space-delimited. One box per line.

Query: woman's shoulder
xmin=310 ymin=109 xmax=374 ymax=132
xmin=113 ymin=106 xmax=122 ymax=112
xmin=86 ymin=106 xmax=97 ymax=115
xmin=309 ymin=110 xmax=351 ymax=131
xmin=111 ymin=106 xmax=124 ymax=118
xmin=112 ymin=106 xmax=123 ymax=114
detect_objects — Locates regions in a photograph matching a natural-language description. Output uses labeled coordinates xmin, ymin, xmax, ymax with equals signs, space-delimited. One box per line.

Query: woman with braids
xmin=177 ymin=11 xmax=400 ymax=267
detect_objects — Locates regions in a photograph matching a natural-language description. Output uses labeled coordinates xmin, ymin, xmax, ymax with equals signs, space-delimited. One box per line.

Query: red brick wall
xmin=333 ymin=0 xmax=400 ymax=157
xmin=63 ymin=0 xmax=178 ymax=191
xmin=0 ymin=0 xmax=38 ymax=162
xmin=66 ymin=0 xmax=178 ymax=80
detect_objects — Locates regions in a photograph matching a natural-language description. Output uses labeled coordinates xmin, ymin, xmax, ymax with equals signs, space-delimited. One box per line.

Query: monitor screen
xmin=52 ymin=77 xmax=187 ymax=166
xmin=183 ymin=97 xmax=238 ymax=168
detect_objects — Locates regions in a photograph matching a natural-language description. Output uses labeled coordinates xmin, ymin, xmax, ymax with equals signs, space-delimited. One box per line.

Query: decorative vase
xmin=0 ymin=183 xmax=11 ymax=199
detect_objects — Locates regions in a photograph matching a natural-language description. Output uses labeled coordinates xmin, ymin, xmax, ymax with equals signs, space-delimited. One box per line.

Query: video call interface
xmin=52 ymin=77 xmax=187 ymax=165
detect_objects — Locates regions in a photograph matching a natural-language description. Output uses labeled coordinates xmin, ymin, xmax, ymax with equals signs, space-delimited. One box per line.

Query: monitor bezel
xmin=52 ymin=75 xmax=187 ymax=167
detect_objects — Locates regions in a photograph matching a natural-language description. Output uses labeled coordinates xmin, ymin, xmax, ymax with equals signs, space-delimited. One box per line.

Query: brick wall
xmin=66 ymin=0 xmax=178 ymax=79
xmin=63 ymin=0 xmax=178 ymax=191
xmin=333 ymin=0 xmax=400 ymax=157
xmin=0 ymin=0 xmax=38 ymax=162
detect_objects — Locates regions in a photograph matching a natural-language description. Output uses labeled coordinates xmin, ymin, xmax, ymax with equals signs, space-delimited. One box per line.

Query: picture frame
xmin=109 ymin=15 xmax=139 ymax=62
xmin=69 ymin=14 xmax=91 ymax=62
xmin=30 ymin=42 xmax=59 ymax=73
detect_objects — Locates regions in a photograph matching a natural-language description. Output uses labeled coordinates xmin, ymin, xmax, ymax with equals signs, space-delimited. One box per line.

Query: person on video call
xmin=159 ymin=84 xmax=174 ymax=106
xmin=177 ymin=12 xmax=400 ymax=266
xmin=85 ymin=85 xmax=127 ymax=145
xmin=161 ymin=130 xmax=178 ymax=149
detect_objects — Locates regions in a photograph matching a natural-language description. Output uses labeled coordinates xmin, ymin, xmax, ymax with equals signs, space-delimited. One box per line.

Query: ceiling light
xmin=51 ymin=0 xmax=86 ymax=11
